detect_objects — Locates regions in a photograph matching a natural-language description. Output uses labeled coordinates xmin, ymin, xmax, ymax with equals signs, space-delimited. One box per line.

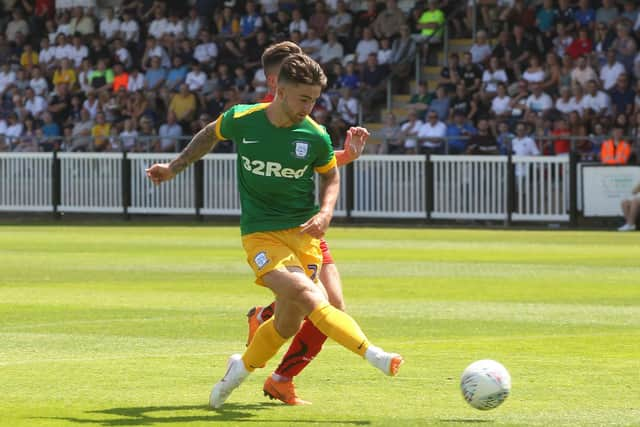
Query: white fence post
xmin=201 ymin=154 xmax=241 ymax=215
xmin=58 ymin=152 xmax=123 ymax=213
xmin=0 ymin=153 xmax=53 ymax=212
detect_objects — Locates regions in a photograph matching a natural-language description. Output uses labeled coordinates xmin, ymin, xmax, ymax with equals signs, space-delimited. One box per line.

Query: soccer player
xmin=146 ymin=53 xmax=403 ymax=409
xmin=248 ymin=41 xmax=368 ymax=406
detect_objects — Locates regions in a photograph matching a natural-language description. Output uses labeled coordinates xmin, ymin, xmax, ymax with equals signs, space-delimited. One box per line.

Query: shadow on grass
xmin=36 ymin=403 xmax=371 ymax=426
xmin=440 ymin=419 xmax=494 ymax=424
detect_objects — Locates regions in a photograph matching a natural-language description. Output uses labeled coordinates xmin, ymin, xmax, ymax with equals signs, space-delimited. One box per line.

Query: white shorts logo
xmin=254 ymin=251 xmax=269 ymax=270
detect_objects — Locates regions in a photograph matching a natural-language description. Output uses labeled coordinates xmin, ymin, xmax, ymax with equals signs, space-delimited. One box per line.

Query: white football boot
xmin=209 ymin=354 xmax=250 ymax=409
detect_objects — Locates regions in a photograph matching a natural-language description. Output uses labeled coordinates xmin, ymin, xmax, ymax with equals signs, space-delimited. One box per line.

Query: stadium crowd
xmin=0 ymin=0 xmax=639 ymax=164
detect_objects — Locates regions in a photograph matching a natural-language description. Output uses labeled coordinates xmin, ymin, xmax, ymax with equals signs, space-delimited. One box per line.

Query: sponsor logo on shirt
xmin=241 ymin=156 xmax=309 ymax=179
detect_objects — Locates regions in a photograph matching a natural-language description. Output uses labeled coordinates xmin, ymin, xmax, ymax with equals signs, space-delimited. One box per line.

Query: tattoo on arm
xmin=169 ymin=122 xmax=219 ymax=175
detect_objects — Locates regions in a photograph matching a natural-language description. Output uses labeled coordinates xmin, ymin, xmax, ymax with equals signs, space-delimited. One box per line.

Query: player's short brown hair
xmin=278 ymin=53 xmax=327 ymax=88
xmin=261 ymin=41 xmax=302 ymax=76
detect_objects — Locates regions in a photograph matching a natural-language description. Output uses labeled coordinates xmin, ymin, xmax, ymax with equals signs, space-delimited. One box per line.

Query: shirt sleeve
xmin=215 ymin=105 xmax=237 ymax=141
xmin=313 ymin=128 xmax=336 ymax=174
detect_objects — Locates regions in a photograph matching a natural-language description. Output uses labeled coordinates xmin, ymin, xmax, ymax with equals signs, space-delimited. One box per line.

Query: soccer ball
xmin=460 ymin=359 xmax=511 ymax=410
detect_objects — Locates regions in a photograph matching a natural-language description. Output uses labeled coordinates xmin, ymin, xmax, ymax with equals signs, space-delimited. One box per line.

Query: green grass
xmin=1 ymin=225 xmax=639 ymax=426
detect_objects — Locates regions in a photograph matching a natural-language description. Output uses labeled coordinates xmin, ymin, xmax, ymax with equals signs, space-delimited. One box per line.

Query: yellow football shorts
xmin=241 ymin=227 xmax=322 ymax=286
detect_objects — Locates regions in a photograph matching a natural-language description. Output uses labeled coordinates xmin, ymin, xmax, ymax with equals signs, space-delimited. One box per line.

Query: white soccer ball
xmin=460 ymin=359 xmax=511 ymax=410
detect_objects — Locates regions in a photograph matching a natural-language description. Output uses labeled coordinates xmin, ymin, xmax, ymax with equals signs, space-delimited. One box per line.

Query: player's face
xmin=279 ymin=82 xmax=321 ymax=123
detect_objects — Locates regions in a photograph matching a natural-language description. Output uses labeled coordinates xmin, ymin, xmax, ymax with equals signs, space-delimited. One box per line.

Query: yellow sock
xmin=308 ymin=303 xmax=370 ymax=357
xmin=242 ymin=317 xmax=287 ymax=371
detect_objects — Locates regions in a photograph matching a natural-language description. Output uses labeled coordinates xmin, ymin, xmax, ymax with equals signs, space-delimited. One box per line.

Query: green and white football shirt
xmin=214 ymin=103 xmax=337 ymax=235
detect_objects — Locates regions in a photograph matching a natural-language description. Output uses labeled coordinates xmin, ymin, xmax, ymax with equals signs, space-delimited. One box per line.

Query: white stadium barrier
xmin=0 ymin=153 xmax=53 ymax=212
xmin=352 ymin=155 xmax=426 ymax=218
xmin=432 ymin=155 xmax=508 ymax=220
xmin=201 ymin=154 xmax=241 ymax=215
xmin=512 ymin=156 xmax=570 ymax=222
xmin=59 ymin=153 xmax=123 ymax=213
xmin=0 ymin=153 xmax=578 ymax=223
xmin=128 ymin=153 xmax=195 ymax=214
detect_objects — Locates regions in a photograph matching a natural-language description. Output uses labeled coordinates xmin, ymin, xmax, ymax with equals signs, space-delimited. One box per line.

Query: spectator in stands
xmin=618 ymin=182 xmax=640 ymax=231
xmin=571 ymin=55 xmax=598 ymax=88
xmin=377 ymin=38 xmax=392 ymax=66
xmin=372 ymin=0 xmax=406 ymax=40
xmin=169 ymin=83 xmax=196 ymax=127
xmin=556 ymin=85 xmax=576 ymax=115
xmin=29 ymin=66 xmax=48 ymax=97
xmin=506 ymin=24 xmax=534 ymax=79
xmin=309 ymin=2 xmax=330 ymax=38
xmin=439 ymin=52 xmax=462 ymax=94
xmin=318 ymin=30 xmax=344 ymax=69
xmin=47 ymin=83 xmax=70 ymax=127
xmin=583 ymin=79 xmax=611 ymax=120
xmin=548 ymin=117 xmax=571 ymax=156
xmin=446 ymin=110 xmax=476 ymax=154
xmin=601 ymin=124 xmax=631 ymax=165
xmin=144 ymin=56 xmax=166 ymax=93
xmin=600 ymin=49 xmax=625 ymax=91
xmin=91 ymin=111 xmax=111 ymax=152
xmin=575 ymin=0 xmax=596 ymax=31
xmin=337 ymin=87 xmax=359 ymax=126
xmin=6 ymin=9 xmax=29 ymax=43
xmin=481 ymin=56 xmax=508 ymax=102
xmin=495 ymin=120 xmax=514 ymax=154
xmin=596 ymin=0 xmax=619 ymax=26
xmin=289 ymin=8 xmax=308 ymax=37
xmin=166 ymin=56 xmax=188 ymax=92
xmin=611 ymin=22 xmax=637 ymax=74
xmin=40 ymin=112 xmax=61 ymax=152
xmin=0 ymin=62 xmax=15 ymax=95
xmin=398 ymin=109 xmax=423 ymax=155
xmin=127 ymin=68 xmax=145 ymax=92
xmin=418 ymin=110 xmax=446 ymax=154
xmin=450 ymin=82 xmax=477 ymax=122
xmin=355 ymin=27 xmax=379 ymax=66
xmin=338 ymin=61 xmax=360 ymax=91
xmin=429 ymin=85 xmax=450 ymax=122
xmin=23 ymin=87 xmax=47 ymax=120
xmin=120 ymin=11 xmax=140 ymax=46
xmin=378 ymin=111 xmax=402 ymax=154
xmin=460 ymin=52 xmax=482 ymax=94
xmin=408 ymin=81 xmax=432 ymax=121
xmin=119 ymin=118 xmax=139 ymax=152
xmin=567 ymin=28 xmax=593 ymax=59
xmin=52 ymin=58 xmax=77 ymax=90
xmin=609 ymin=73 xmax=634 ymax=117
xmin=89 ymin=58 xmax=113 ymax=94
xmin=137 ymin=116 xmax=158 ymax=152
xmin=470 ymin=30 xmax=492 ymax=65
xmin=388 ymin=25 xmax=416 ymax=92
xmin=327 ymin=0 xmax=352 ymax=43
xmin=355 ymin=0 xmax=380 ymax=34
xmin=466 ymin=119 xmax=499 ymax=155
xmin=490 ymin=82 xmax=512 ymax=124
xmin=157 ymin=111 xmax=182 ymax=152
xmin=417 ymin=0 xmax=445 ymax=62
xmin=360 ymin=53 xmax=388 ymax=121
xmin=185 ymin=61 xmax=206 ymax=92
xmin=300 ymin=28 xmax=323 ymax=61
xmin=524 ymin=82 xmax=553 ymax=120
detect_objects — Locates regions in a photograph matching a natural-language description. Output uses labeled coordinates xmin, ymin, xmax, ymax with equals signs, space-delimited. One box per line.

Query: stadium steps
xmin=363 ymin=122 xmax=385 ymax=150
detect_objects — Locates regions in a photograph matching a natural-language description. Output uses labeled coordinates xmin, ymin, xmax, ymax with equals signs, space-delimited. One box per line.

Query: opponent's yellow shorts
xmin=241 ymin=227 xmax=322 ymax=286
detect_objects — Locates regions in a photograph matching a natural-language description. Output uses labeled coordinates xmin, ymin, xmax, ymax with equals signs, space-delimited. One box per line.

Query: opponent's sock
xmin=242 ymin=317 xmax=287 ymax=371
xmin=258 ymin=302 xmax=276 ymax=322
xmin=274 ymin=320 xmax=328 ymax=379
xmin=307 ymin=303 xmax=370 ymax=357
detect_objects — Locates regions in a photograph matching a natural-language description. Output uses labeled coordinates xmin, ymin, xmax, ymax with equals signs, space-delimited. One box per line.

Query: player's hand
xmin=344 ymin=126 xmax=369 ymax=161
xmin=299 ymin=210 xmax=332 ymax=239
xmin=146 ymin=163 xmax=176 ymax=185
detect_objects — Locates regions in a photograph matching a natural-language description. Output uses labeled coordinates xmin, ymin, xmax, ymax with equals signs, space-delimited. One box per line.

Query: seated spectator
xmin=505 ymin=24 xmax=534 ymax=79
xmin=144 ymin=56 xmax=167 ymax=92
xmin=89 ymin=58 xmax=113 ymax=93
xmin=127 ymin=68 xmax=145 ymax=92
xmin=308 ymin=1 xmax=330 ymax=38
xmin=157 ymin=111 xmax=183 ymax=152
xmin=355 ymin=27 xmax=379 ymax=66
xmin=142 ymin=37 xmax=170 ymax=71
xmin=465 ymin=119 xmax=499 ymax=155
xmin=166 ymin=56 xmax=188 ymax=92
xmin=23 ymin=87 xmax=47 ymax=119
xmin=185 ymin=8 xmax=204 ymax=41
xmin=38 ymin=37 xmax=56 ymax=70
xmin=490 ymin=82 xmax=512 ymax=120
xmin=69 ymin=6 xmax=94 ymax=36
xmin=0 ymin=63 xmax=16 ymax=95
xmin=377 ymin=111 xmax=403 ymax=154
xmin=372 ymin=0 xmax=406 ymax=40
xmin=318 ymin=31 xmax=344 ymax=69
xmin=470 ymin=30 xmax=492 ymax=65
xmin=418 ymin=110 xmax=446 ymax=154
xmin=574 ymin=0 xmax=596 ymax=30
xmin=618 ymin=182 xmax=640 ymax=231
xmin=388 ymin=25 xmax=416 ymax=92
xmin=169 ymin=83 xmax=197 ymax=126
xmin=524 ymin=83 xmax=553 ymax=120
xmin=20 ymin=43 xmax=38 ymax=70
xmin=596 ymin=0 xmax=619 ymax=26
xmin=338 ymin=61 xmax=360 ymax=91
xmin=336 ymin=87 xmax=359 ymax=126
xmin=47 ymin=83 xmax=71 ymax=128
xmin=552 ymin=22 xmax=573 ymax=58
xmin=556 ymin=85 xmax=578 ymax=115
xmin=166 ymin=13 xmax=186 ymax=39
xmin=185 ymin=61 xmax=207 ymax=92
xmin=148 ymin=8 xmax=169 ymax=40
xmin=429 ymin=85 xmax=450 ymax=122
xmin=583 ymin=79 xmax=611 ymax=118
xmin=438 ymin=52 xmax=462 ymax=94
xmin=460 ymin=52 xmax=482 ymax=94
xmin=601 ymin=124 xmax=631 ymax=165
xmin=327 ymin=0 xmax=352 ymax=42
xmin=300 ymin=28 xmax=323 ymax=61
xmin=571 ymin=54 xmax=598 ymax=88
xmin=29 ymin=67 xmax=48 ymax=97
xmin=193 ymin=30 xmax=218 ymax=70
xmin=522 ymin=55 xmax=545 ymax=84
xmin=360 ymin=53 xmax=389 ymax=121
xmin=112 ymin=63 xmax=129 ymax=93
xmin=609 ymin=73 xmax=634 ymax=117
xmin=536 ymin=0 xmax=557 ymax=35
xmin=289 ymin=9 xmax=308 ymax=36
xmin=99 ymin=7 xmax=121 ymax=41
xmin=416 ymin=0 xmax=445 ymax=45
xmin=566 ymin=28 xmax=593 ymax=59
xmin=119 ymin=118 xmax=139 ymax=152
xmin=399 ymin=109 xmax=423 ymax=155
xmin=120 ymin=11 xmax=140 ymax=46
xmin=481 ymin=57 xmax=508 ymax=101
xmin=446 ymin=111 xmax=476 ymax=154
xmin=91 ymin=111 xmax=111 ymax=152
xmin=541 ymin=52 xmax=561 ymax=95
xmin=4 ymin=113 xmax=23 ymax=149
xmin=377 ymin=38 xmax=392 ymax=66
xmin=611 ymin=22 xmax=637 ymax=73
xmin=113 ymin=38 xmax=132 ymax=69
xmin=6 ymin=9 xmax=29 ymax=43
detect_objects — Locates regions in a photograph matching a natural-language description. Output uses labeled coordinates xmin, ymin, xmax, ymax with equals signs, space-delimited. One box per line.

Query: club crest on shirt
xmin=254 ymin=251 xmax=269 ymax=270
xmin=292 ymin=140 xmax=310 ymax=159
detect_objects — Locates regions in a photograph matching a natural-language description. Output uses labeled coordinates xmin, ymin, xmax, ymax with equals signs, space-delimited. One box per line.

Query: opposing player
xmin=248 ymin=41 xmax=367 ymax=405
xmin=146 ymin=54 xmax=403 ymax=409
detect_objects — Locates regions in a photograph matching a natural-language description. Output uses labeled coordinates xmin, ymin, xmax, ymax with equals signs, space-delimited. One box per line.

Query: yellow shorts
xmin=241 ymin=227 xmax=322 ymax=286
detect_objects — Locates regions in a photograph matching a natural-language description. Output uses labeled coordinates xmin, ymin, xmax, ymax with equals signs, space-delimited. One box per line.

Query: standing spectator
xmin=388 ymin=25 xmax=416 ymax=88
xmin=157 ymin=111 xmax=182 ymax=152
xmin=99 ymin=7 xmax=120 ymax=41
xmin=418 ymin=110 xmax=446 ymax=154
xmin=601 ymin=124 xmax=631 ymax=164
xmin=548 ymin=117 xmax=571 ymax=155
xmin=510 ymin=122 xmax=540 ymax=178
xmin=70 ymin=108 xmax=93 ymax=151
xmin=372 ymin=0 xmax=406 ymax=40
xmin=377 ymin=111 xmax=402 ymax=154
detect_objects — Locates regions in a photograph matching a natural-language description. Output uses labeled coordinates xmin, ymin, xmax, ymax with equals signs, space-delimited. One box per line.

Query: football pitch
xmin=1 ymin=225 xmax=639 ymax=427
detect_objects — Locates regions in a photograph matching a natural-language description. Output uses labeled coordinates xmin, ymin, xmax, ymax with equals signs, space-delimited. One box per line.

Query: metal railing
xmin=0 ymin=153 xmax=584 ymax=224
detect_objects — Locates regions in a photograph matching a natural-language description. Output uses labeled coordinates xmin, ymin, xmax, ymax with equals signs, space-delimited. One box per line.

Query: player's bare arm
xmin=335 ymin=127 xmax=370 ymax=166
xmin=146 ymin=121 xmax=220 ymax=184
xmin=300 ymin=166 xmax=339 ymax=239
